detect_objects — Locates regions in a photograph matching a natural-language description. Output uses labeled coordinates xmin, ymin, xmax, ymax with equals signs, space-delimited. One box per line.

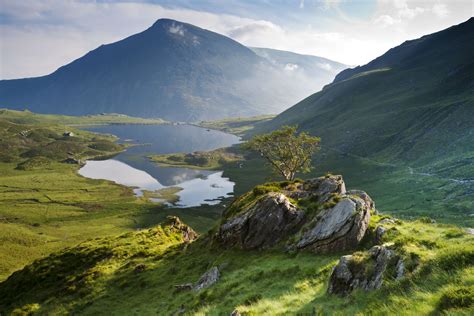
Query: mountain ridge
xmin=0 ymin=19 xmax=346 ymax=122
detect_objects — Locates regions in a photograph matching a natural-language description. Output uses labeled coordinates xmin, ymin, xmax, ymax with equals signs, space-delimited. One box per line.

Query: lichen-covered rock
xmin=375 ymin=226 xmax=387 ymax=244
xmin=347 ymin=190 xmax=375 ymax=212
xmin=194 ymin=266 xmax=220 ymax=291
xmin=165 ymin=216 xmax=198 ymax=243
xmin=328 ymin=245 xmax=402 ymax=296
xmin=217 ymin=193 xmax=305 ymax=249
xmin=216 ymin=175 xmax=373 ymax=253
xmin=295 ymin=196 xmax=370 ymax=253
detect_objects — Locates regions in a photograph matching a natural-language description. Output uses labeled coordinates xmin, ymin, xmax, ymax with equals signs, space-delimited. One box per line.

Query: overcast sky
xmin=0 ymin=0 xmax=472 ymax=79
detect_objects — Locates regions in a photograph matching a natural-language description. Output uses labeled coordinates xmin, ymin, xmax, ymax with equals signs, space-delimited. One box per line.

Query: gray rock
xmin=379 ymin=218 xmax=396 ymax=225
xmin=375 ymin=226 xmax=387 ymax=244
xmin=217 ymin=193 xmax=305 ymax=249
xmin=347 ymin=190 xmax=375 ymax=212
xmin=328 ymin=245 xmax=398 ymax=296
xmin=395 ymin=259 xmax=405 ymax=280
xmin=303 ymin=175 xmax=346 ymax=202
xmin=296 ymin=196 xmax=370 ymax=253
xmin=194 ymin=267 xmax=220 ymax=291
xmin=174 ymin=283 xmax=193 ymax=291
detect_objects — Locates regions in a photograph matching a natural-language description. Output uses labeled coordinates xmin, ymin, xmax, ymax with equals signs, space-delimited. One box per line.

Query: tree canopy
xmin=244 ymin=125 xmax=320 ymax=181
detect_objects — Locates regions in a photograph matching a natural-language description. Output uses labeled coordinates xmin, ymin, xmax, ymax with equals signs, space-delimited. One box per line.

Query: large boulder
xmin=217 ymin=193 xmax=305 ymax=249
xmin=295 ymin=196 xmax=371 ymax=253
xmin=328 ymin=245 xmax=403 ymax=296
xmin=216 ymin=175 xmax=373 ymax=254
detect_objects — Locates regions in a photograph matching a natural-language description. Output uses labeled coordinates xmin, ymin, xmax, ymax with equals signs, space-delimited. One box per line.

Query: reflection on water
xmin=79 ymin=124 xmax=240 ymax=207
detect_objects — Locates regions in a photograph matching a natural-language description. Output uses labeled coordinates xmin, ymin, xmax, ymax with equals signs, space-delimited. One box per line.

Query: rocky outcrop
xmin=165 ymin=216 xmax=198 ymax=243
xmin=216 ymin=175 xmax=374 ymax=254
xmin=217 ymin=193 xmax=305 ymax=249
xmin=328 ymin=245 xmax=403 ymax=296
xmin=295 ymin=196 xmax=371 ymax=253
xmin=194 ymin=266 xmax=220 ymax=291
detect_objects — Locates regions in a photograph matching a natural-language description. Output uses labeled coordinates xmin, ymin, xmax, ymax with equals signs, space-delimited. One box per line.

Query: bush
xmin=437 ymin=285 xmax=474 ymax=311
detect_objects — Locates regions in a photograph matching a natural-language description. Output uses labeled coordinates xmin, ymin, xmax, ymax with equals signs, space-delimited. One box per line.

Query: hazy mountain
xmin=251 ymin=47 xmax=347 ymax=88
xmin=0 ymin=19 xmax=345 ymax=122
xmin=259 ymin=18 xmax=474 ymax=178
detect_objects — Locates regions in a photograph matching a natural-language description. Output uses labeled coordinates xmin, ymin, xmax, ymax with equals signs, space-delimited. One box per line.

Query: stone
xmin=378 ymin=218 xmax=396 ymax=225
xmin=165 ymin=216 xmax=198 ymax=243
xmin=328 ymin=245 xmax=398 ymax=296
xmin=230 ymin=310 xmax=241 ymax=316
xmin=174 ymin=283 xmax=193 ymax=292
xmin=216 ymin=175 xmax=374 ymax=254
xmin=303 ymin=175 xmax=346 ymax=202
xmin=375 ymin=226 xmax=387 ymax=244
xmin=395 ymin=259 xmax=405 ymax=280
xmin=194 ymin=267 xmax=220 ymax=291
xmin=296 ymin=196 xmax=370 ymax=253
xmin=217 ymin=193 xmax=305 ymax=249
xmin=347 ymin=190 xmax=375 ymax=212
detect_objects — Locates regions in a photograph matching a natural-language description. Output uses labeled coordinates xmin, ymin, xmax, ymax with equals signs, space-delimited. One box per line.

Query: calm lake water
xmin=78 ymin=124 xmax=240 ymax=207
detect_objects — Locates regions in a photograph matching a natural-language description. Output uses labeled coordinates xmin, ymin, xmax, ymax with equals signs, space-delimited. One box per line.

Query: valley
xmin=0 ymin=9 xmax=473 ymax=316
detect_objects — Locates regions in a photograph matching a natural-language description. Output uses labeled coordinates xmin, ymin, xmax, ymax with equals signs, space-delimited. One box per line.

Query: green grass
xmin=0 ymin=111 xmax=225 ymax=281
xmin=149 ymin=147 xmax=243 ymax=170
xmin=0 ymin=109 xmax=167 ymax=126
xmin=1 ymin=214 xmax=472 ymax=315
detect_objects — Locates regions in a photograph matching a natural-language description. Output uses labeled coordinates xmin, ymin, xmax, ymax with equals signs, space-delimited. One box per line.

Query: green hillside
xmin=1 ymin=200 xmax=472 ymax=315
xmin=255 ymin=18 xmax=473 ymax=225
xmin=0 ymin=111 xmax=222 ymax=281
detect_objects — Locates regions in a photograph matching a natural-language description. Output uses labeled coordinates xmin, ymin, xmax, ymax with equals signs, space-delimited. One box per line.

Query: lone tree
xmin=245 ymin=125 xmax=320 ymax=181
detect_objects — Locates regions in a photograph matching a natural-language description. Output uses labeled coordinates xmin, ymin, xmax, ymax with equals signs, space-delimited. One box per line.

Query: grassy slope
xmin=1 ymin=213 xmax=472 ymax=315
xmin=0 ymin=109 xmax=167 ymax=126
xmin=0 ymin=113 xmax=222 ymax=281
xmin=244 ymin=19 xmax=474 ymax=226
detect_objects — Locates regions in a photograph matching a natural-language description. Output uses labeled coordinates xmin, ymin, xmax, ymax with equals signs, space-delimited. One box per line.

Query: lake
xmin=78 ymin=124 xmax=240 ymax=207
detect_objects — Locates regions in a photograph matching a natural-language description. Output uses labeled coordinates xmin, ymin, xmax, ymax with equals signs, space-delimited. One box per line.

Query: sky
xmin=0 ymin=0 xmax=472 ymax=79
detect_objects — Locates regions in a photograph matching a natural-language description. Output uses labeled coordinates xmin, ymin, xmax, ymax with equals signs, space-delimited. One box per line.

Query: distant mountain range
xmin=0 ymin=19 xmax=346 ymax=122
xmin=259 ymin=18 xmax=474 ymax=178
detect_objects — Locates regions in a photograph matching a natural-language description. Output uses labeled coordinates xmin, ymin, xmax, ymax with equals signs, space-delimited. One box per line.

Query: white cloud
xmin=432 ymin=3 xmax=449 ymax=18
xmin=284 ymin=63 xmax=299 ymax=71
xmin=169 ymin=23 xmax=185 ymax=36
xmin=317 ymin=63 xmax=333 ymax=71
xmin=299 ymin=0 xmax=305 ymax=9
xmin=374 ymin=14 xmax=400 ymax=27
xmin=0 ymin=0 xmax=472 ymax=79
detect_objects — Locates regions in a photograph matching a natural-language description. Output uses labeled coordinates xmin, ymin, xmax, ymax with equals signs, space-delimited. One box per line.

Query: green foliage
xmin=437 ymin=285 xmax=474 ymax=311
xmin=244 ymin=125 xmax=320 ymax=180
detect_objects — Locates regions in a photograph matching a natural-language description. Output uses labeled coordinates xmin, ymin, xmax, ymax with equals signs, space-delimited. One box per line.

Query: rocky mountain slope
xmin=1 ymin=176 xmax=472 ymax=315
xmin=0 ymin=19 xmax=345 ymax=122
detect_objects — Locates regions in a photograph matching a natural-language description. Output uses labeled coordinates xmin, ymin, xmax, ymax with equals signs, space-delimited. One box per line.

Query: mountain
xmin=251 ymin=47 xmax=347 ymax=87
xmin=0 ymin=19 xmax=346 ymax=122
xmin=252 ymin=18 xmax=474 ymax=223
xmin=259 ymin=18 xmax=474 ymax=179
